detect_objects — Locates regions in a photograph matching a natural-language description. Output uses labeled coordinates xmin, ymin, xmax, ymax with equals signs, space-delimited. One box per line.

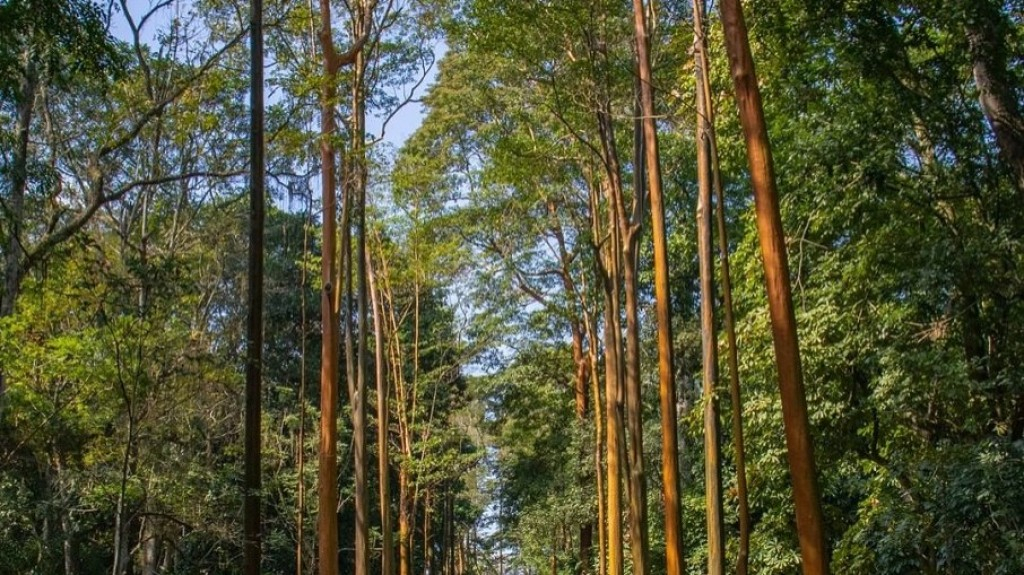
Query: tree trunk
xmin=719 ymin=1 xmax=829 ymax=572
xmin=351 ymin=4 xmax=371 ymax=574
xmin=693 ymin=0 xmax=751 ymax=564
xmin=1 ymin=57 xmax=36 ymax=319
xmin=593 ymin=174 xmax=622 ymax=575
xmin=964 ymin=1 xmax=1024 ymax=196
xmin=586 ymin=317 xmax=607 ymax=575
xmin=628 ymin=2 xmax=685 ymax=572
xmin=318 ymin=0 xmax=341 ymax=569
xmin=693 ymin=3 xmax=725 ymax=573
xmin=598 ymin=183 xmax=625 ymax=575
xmin=243 ymin=0 xmax=265 ymax=569
xmin=423 ymin=490 xmax=432 ymax=575
xmin=400 ymin=467 xmax=413 ymax=575
xmin=370 ymin=250 xmax=395 ymax=575
xmin=708 ymin=62 xmax=751 ymax=575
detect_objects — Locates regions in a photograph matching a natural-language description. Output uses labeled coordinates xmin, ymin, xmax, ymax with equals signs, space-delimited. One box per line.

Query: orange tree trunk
xmin=718 ymin=1 xmax=829 ymax=572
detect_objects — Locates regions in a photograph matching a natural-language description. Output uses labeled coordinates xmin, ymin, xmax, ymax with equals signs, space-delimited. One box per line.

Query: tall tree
xmin=718 ymin=0 xmax=828 ymax=572
xmin=316 ymin=1 xmax=363 ymax=571
xmin=243 ymin=0 xmax=265 ymax=570
xmin=628 ymin=1 xmax=685 ymax=572
xmin=349 ymin=1 xmax=371 ymax=573
xmin=693 ymin=1 xmax=751 ymax=568
xmin=693 ymin=2 xmax=725 ymax=572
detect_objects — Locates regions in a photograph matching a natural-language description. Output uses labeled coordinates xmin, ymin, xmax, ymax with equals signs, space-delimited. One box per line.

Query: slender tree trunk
xmin=628 ymin=3 xmax=685 ymax=572
xmin=243 ymin=0 xmax=265 ymax=569
xmin=111 ymin=418 xmax=133 ymax=575
xmin=370 ymin=251 xmax=395 ymax=575
xmin=693 ymin=3 xmax=725 ymax=573
xmin=62 ymin=506 xmax=77 ymax=575
xmin=571 ymin=323 xmax=594 ymax=575
xmin=352 ymin=4 xmax=371 ymax=574
xmin=400 ymin=467 xmax=413 ymax=575
xmin=423 ymin=490 xmax=432 ymax=575
xmin=298 ymin=207 xmax=310 ymax=575
xmin=586 ymin=316 xmax=607 ymax=575
xmin=695 ymin=25 xmax=726 ymax=575
xmin=719 ymin=1 xmax=828 ymax=572
xmin=1 ymin=57 xmax=36 ymax=319
xmin=600 ymin=223 xmax=624 ymax=575
xmin=551 ymin=526 xmax=559 ymax=575
xmin=695 ymin=0 xmax=752 ymax=566
xmin=318 ymin=0 xmax=341 ymax=569
xmin=618 ymin=137 xmax=648 ymax=575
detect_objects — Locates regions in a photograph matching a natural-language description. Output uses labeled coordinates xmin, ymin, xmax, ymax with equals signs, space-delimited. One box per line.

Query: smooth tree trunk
xmin=316 ymin=6 xmax=364 ymax=573
xmin=351 ymin=4 xmax=371 ymax=574
xmin=628 ymin=2 xmax=685 ymax=572
xmin=318 ymin=0 xmax=340 ymax=570
xmin=714 ymin=150 xmax=752 ymax=575
xmin=298 ymin=206 xmax=311 ymax=575
xmin=585 ymin=315 xmax=607 ymax=575
xmin=719 ymin=1 xmax=829 ymax=572
xmin=693 ymin=3 xmax=726 ymax=573
xmin=695 ymin=25 xmax=726 ymax=575
xmin=597 ymin=63 xmax=648 ymax=575
xmin=694 ymin=0 xmax=752 ymax=566
xmin=243 ymin=0 xmax=265 ymax=570
xmin=370 ymin=252 xmax=395 ymax=575
xmin=589 ymin=176 xmax=624 ymax=575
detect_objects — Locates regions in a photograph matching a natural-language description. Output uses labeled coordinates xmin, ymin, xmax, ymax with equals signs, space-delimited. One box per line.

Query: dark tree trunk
xmin=1 ymin=58 xmax=36 ymax=319
xmin=243 ymin=0 xmax=265 ymax=570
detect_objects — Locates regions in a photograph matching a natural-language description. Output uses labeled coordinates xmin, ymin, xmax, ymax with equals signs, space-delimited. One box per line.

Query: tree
xmin=693 ymin=1 xmax=726 ymax=572
xmin=718 ymin=0 xmax=828 ymax=572
xmin=628 ymin=1 xmax=684 ymax=573
xmin=243 ymin=0 xmax=265 ymax=570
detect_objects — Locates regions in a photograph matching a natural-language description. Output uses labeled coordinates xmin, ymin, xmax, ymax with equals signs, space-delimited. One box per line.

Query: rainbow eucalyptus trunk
xmin=693 ymin=0 xmax=752 ymax=567
xmin=628 ymin=1 xmax=685 ymax=571
xmin=719 ymin=1 xmax=829 ymax=572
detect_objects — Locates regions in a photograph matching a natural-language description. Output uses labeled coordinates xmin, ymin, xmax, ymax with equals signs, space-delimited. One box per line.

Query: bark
xmin=370 ymin=252 xmax=395 ymax=575
xmin=2 ymin=56 xmax=36 ymax=318
xmin=694 ymin=1 xmax=752 ymax=565
xmin=719 ymin=1 xmax=829 ymax=572
xmin=589 ymin=175 xmax=624 ymax=575
xmin=964 ymin=2 xmax=1024 ymax=196
xmin=591 ymin=25 xmax=646 ymax=570
xmin=709 ymin=73 xmax=751 ymax=575
xmin=422 ymin=491 xmax=432 ymax=575
xmin=585 ymin=311 xmax=607 ymax=575
xmin=111 ymin=418 xmax=133 ymax=575
xmin=243 ymin=0 xmax=266 ymax=569
xmin=618 ymin=131 xmax=648 ymax=575
xmin=399 ymin=467 xmax=413 ymax=575
xmin=629 ymin=2 xmax=684 ymax=572
xmin=693 ymin=3 xmax=725 ymax=572
xmin=316 ymin=6 xmax=365 ymax=575
xmin=318 ymin=0 xmax=341 ymax=569
xmin=571 ymin=321 xmax=594 ymax=575
xmin=695 ymin=48 xmax=726 ymax=575
xmin=297 ymin=212 xmax=309 ymax=575
xmin=62 ymin=507 xmax=77 ymax=575
xmin=351 ymin=4 xmax=371 ymax=574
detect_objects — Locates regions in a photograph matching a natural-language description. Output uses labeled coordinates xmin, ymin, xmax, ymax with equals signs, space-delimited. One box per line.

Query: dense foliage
xmin=1 ymin=0 xmax=1022 ymax=574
